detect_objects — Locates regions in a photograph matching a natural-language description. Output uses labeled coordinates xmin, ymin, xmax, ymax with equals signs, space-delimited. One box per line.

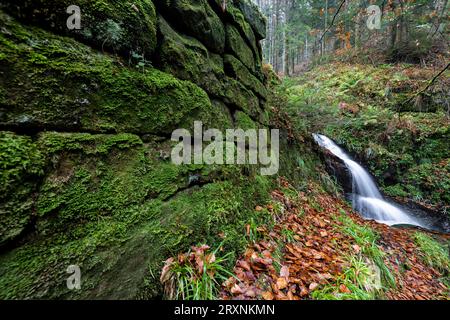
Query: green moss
xmin=234 ymin=0 xmax=267 ymax=40
xmin=0 ymin=132 xmax=45 ymax=245
xmin=224 ymin=54 xmax=267 ymax=100
xmin=1 ymin=0 xmax=157 ymax=58
xmin=221 ymin=77 xmax=261 ymax=120
xmin=156 ymin=16 xmax=225 ymax=95
xmin=225 ymin=24 xmax=255 ymax=72
xmin=156 ymin=17 xmax=263 ymax=126
xmin=0 ymin=11 xmax=212 ymax=135
xmin=224 ymin=5 xmax=259 ymax=57
xmin=156 ymin=0 xmax=225 ymax=53
xmin=234 ymin=111 xmax=258 ymax=130
xmin=0 ymin=129 xmax=275 ymax=299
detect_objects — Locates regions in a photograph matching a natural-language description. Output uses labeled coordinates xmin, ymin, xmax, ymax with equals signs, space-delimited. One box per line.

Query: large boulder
xmin=154 ymin=0 xmax=225 ymax=53
xmin=0 ymin=12 xmax=211 ymax=136
xmin=224 ymin=54 xmax=267 ymax=100
xmin=156 ymin=17 xmax=225 ymax=98
xmin=156 ymin=16 xmax=263 ymax=125
xmin=225 ymin=24 xmax=256 ymax=72
xmin=0 ymin=0 xmax=157 ymax=59
xmin=234 ymin=0 xmax=267 ymax=40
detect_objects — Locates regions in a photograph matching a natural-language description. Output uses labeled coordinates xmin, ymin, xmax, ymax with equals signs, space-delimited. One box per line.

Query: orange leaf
xmin=262 ymin=291 xmax=274 ymax=300
xmin=339 ymin=284 xmax=351 ymax=294
xmin=276 ymin=277 xmax=288 ymax=290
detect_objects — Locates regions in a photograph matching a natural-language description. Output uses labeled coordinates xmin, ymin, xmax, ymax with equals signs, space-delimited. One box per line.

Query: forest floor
xmin=219 ymin=178 xmax=449 ymax=300
xmin=161 ymin=176 xmax=449 ymax=300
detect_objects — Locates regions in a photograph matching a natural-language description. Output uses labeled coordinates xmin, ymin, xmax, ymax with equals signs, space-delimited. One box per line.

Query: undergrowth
xmin=413 ymin=232 xmax=450 ymax=273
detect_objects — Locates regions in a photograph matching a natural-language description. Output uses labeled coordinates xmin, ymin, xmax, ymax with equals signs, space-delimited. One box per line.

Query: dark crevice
xmin=0 ymin=123 xmax=171 ymax=140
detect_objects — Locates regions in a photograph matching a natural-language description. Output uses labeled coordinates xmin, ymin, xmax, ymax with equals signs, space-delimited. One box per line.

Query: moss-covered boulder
xmin=0 ymin=12 xmax=212 ymax=135
xmin=221 ymin=77 xmax=261 ymax=120
xmin=234 ymin=0 xmax=267 ymax=40
xmin=225 ymin=3 xmax=260 ymax=58
xmin=0 ymin=131 xmax=273 ymax=299
xmin=0 ymin=132 xmax=45 ymax=246
xmin=224 ymin=54 xmax=267 ymax=100
xmin=0 ymin=0 xmax=157 ymax=59
xmin=156 ymin=16 xmax=225 ymax=97
xmin=0 ymin=1 xmax=275 ymax=300
xmin=225 ymin=24 xmax=255 ymax=72
xmin=156 ymin=16 xmax=263 ymax=125
xmin=155 ymin=0 xmax=225 ymax=53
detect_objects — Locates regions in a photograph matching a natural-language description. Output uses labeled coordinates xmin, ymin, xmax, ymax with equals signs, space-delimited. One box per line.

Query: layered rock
xmin=0 ymin=1 xmax=271 ymax=299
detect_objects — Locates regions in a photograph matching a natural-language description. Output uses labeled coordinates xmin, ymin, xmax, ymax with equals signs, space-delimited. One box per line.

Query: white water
xmin=313 ymin=133 xmax=422 ymax=227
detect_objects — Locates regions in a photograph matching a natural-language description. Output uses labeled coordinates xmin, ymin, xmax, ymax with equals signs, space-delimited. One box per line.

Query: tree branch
xmin=402 ymin=62 xmax=450 ymax=107
xmin=319 ymin=0 xmax=346 ymax=44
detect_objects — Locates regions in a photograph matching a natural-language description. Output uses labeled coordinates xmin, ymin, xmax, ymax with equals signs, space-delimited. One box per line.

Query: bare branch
xmin=319 ymin=0 xmax=346 ymax=44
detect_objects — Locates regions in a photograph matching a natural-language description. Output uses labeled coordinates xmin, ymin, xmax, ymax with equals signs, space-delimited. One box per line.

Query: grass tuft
xmin=335 ymin=213 xmax=396 ymax=289
xmin=413 ymin=232 xmax=450 ymax=273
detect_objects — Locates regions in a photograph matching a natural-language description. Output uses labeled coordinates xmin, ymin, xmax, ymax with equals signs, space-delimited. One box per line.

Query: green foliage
xmin=284 ymin=63 xmax=450 ymax=211
xmin=312 ymin=255 xmax=376 ymax=300
xmin=169 ymin=246 xmax=234 ymax=300
xmin=335 ymin=213 xmax=396 ymax=289
xmin=413 ymin=232 xmax=450 ymax=273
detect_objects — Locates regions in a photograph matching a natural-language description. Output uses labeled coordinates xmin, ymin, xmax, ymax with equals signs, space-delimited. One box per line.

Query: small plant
xmin=312 ymin=255 xmax=375 ymax=300
xmin=160 ymin=244 xmax=234 ymax=300
xmin=130 ymin=50 xmax=151 ymax=73
xmin=280 ymin=228 xmax=296 ymax=244
xmin=413 ymin=232 xmax=450 ymax=273
xmin=335 ymin=213 xmax=396 ymax=289
xmin=246 ymin=217 xmax=260 ymax=243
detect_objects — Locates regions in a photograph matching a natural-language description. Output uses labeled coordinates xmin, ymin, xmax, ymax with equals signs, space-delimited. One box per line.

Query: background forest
xmin=255 ymin=0 xmax=448 ymax=75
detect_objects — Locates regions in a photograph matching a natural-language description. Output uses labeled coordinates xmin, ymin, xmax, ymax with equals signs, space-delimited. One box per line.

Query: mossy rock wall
xmin=0 ymin=1 xmax=273 ymax=299
xmin=0 ymin=0 xmax=158 ymax=59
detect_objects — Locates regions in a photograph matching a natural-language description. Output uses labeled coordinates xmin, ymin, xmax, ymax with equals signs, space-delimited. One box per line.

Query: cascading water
xmin=313 ymin=133 xmax=422 ymax=227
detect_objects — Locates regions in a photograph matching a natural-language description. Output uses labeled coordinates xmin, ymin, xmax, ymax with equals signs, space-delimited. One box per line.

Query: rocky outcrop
xmin=0 ymin=1 xmax=271 ymax=299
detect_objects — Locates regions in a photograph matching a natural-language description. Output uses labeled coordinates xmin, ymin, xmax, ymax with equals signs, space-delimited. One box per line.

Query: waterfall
xmin=313 ymin=133 xmax=422 ymax=227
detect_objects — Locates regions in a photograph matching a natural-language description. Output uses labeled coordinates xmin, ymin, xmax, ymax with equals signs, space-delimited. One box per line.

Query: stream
xmin=313 ymin=133 xmax=449 ymax=233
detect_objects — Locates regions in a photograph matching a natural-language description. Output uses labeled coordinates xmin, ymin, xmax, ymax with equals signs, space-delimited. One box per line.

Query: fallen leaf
xmin=262 ymin=291 xmax=274 ymax=300
xmin=339 ymin=284 xmax=351 ymax=294
xmin=309 ymin=282 xmax=319 ymax=291
xmin=280 ymin=266 xmax=290 ymax=279
xmin=231 ymin=284 xmax=244 ymax=295
xmin=276 ymin=277 xmax=288 ymax=290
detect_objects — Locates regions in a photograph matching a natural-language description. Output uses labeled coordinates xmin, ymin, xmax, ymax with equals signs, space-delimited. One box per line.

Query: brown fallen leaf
xmin=300 ymin=287 xmax=309 ymax=297
xmin=309 ymin=282 xmax=319 ymax=291
xmin=262 ymin=291 xmax=274 ymax=300
xmin=238 ymin=260 xmax=251 ymax=271
xmin=339 ymin=284 xmax=351 ymax=294
xmin=231 ymin=284 xmax=244 ymax=295
xmin=276 ymin=277 xmax=288 ymax=290
xmin=280 ymin=266 xmax=290 ymax=279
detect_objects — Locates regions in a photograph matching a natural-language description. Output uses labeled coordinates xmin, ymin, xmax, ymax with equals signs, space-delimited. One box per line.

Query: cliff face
xmin=0 ymin=0 xmax=276 ymax=299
